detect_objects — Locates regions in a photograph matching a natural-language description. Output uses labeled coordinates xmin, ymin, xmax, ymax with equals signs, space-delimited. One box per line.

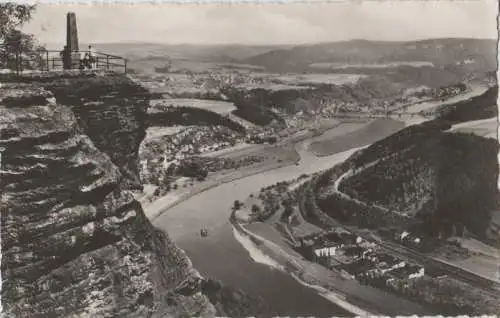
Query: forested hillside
xmin=341 ymin=133 xmax=499 ymax=239
xmin=316 ymin=86 xmax=499 ymax=242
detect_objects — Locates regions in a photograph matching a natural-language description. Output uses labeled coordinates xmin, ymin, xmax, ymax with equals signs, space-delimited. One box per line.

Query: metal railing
xmin=1 ymin=46 xmax=128 ymax=75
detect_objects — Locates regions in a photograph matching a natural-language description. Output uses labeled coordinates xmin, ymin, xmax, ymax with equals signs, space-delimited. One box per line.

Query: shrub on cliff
xmin=0 ymin=3 xmax=46 ymax=70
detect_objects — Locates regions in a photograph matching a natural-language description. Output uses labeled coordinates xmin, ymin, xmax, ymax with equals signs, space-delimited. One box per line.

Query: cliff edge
xmin=0 ymin=71 xmax=216 ymax=317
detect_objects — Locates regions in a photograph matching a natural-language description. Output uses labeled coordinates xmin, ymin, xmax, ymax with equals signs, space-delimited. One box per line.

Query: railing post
xmin=39 ymin=54 xmax=44 ymax=72
xmin=106 ymin=55 xmax=109 ymax=70
xmin=46 ymin=51 xmax=49 ymax=71
xmin=124 ymin=60 xmax=127 ymax=74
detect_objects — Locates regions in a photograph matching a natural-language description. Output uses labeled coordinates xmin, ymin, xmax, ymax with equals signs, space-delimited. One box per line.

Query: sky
xmin=23 ymin=0 xmax=498 ymax=46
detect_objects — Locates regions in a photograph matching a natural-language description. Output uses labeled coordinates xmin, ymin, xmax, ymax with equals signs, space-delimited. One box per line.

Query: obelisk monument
xmin=66 ymin=12 xmax=79 ymax=68
xmin=67 ymin=12 xmax=79 ymax=52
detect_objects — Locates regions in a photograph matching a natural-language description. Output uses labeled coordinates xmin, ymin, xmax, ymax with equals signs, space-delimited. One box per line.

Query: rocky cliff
xmin=0 ymin=72 xmax=216 ymax=317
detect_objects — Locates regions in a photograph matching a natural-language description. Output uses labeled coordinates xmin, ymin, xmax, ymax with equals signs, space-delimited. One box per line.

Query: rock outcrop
xmin=0 ymin=71 xmax=216 ymax=317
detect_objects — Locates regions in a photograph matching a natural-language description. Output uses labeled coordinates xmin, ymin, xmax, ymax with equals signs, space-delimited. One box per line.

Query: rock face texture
xmin=0 ymin=72 xmax=216 ymax=317
xmin=41 ymin=73 xmax=150 ymax=190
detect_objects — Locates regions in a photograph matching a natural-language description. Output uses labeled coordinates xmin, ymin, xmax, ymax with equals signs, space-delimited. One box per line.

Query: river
xmin=152 ymin=85 xmax=491 ymax=316
xmin=153 ymin=129 xmax=364 ymax=317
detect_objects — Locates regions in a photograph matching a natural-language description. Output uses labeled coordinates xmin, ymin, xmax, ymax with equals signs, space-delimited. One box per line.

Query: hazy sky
xmin=23 ymin=0 xmax=498 ymax=46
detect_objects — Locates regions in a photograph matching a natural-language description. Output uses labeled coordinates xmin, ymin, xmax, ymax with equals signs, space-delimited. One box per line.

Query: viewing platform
xmin=1 ymin=12 xmax=128 ymax=77
xmin=0 ymin=48 xmax=128 ymax=76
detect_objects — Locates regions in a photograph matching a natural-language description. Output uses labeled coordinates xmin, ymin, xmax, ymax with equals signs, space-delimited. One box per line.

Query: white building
xmin=409 ymin=267 xmax=425 ymax=279
xmin=380 ymin=260 xmax=407 ymax=274
xmin=356 ymin=236 xmax=363 ymax=244
xmin=314 ymin=245 xmax=338 ymax=258
xmin=400 ymin=231 xmax=410 ymax=240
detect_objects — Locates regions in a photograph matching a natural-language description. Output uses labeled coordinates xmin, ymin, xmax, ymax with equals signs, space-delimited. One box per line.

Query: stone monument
xmin=67 ymin=12 xmax=79 ymax=52
xmin=66 ymin=12 xmax=79 ymax=68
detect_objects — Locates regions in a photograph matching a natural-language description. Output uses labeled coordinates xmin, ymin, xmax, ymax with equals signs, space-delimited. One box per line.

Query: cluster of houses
xmin=298 ymin=229 xmax=425 ymax=286
xmin=298 ymin=230 xmax=372 ymax=262
xmin=339 ymin=250 xmax=425 ymax=283
xmin=433 ymin=83 xmax=467 ymax=98
xmin=140 ymin=125 xmax=243 ymax=185
xmin=153 ymin=126 xmax=239 ymax=161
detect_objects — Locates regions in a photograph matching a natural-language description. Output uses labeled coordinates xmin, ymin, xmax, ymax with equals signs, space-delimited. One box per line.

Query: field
xmin=273 ymin=73 xmax=365 ymax=85
xmin=434 ymin=250 xmax=500 ymax=283
xmin=448 ymin=117 xmax=497 ymax=139
xmin=144 ymin=126 xmax=187 ymax=139
xmin=200 ymin=142 xmax=259 ymax=158
xmin=159 ymin=98 xmax=237 ymax=114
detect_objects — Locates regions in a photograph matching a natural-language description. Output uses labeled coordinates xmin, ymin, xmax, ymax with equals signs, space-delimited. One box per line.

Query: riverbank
xmin=149 ymin=121 xmax=391 ymax=316
xmin=229 ymin=210 xmax=373 ymax=316
xmin=230 ymin=205 xmax=437 ymax=316
xmin=146 ymin=155 xmax=300 ymax=221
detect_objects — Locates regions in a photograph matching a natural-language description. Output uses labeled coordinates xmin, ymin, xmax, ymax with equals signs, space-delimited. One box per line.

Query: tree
xmin=233 ymin=200 xmax=242 ymax=211
xmin=0 ymin=3 xmax=45 ymax=70
xmin=251 ymin=204 xmax=260 ymax=214
xmin=0 ymin=3 xmax=35 ymax=39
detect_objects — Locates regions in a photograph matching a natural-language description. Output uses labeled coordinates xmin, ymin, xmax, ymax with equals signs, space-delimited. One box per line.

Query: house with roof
xmin=342 ymin=258 xmax=377 ymax=278
xmin=314 ymin=244 xmax=340 ymax=258
xmin=339 ymin=231 xmax=359 ymax=245
xmin=387 ymin=264 xmax=425 ymax=282
xmin=324 ymin=231 xmax=343 ymax=244
xmin=361 ymin=248 xmax=375 ymax=259
xmin=398 ymin=231 xmax=422 ymax=246
xmin=375 ymin=253 xmax=406 ymax=273
xmin=342 ymin=245 xmax=366 ymax=259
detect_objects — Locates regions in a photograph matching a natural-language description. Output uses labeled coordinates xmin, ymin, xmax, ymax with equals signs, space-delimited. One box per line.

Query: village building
xmin=342 ymin=258 xmax=377 ymax=277
xmin=373 ymin=253 xmax=406 ymax=273
xmin=314 ymin=244 xmax=339 ymax=258
xmin=388 ymin=264 xmax=425 ymax=281
xmin=341 ymin=245 xmax=366 ymax=259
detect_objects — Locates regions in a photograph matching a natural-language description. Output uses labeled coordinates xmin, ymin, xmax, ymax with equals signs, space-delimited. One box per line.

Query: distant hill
xmin=243 ymin=38 xmax=497 ymax=75
xmin=93 ymin=43 xmax=292 ymax=63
